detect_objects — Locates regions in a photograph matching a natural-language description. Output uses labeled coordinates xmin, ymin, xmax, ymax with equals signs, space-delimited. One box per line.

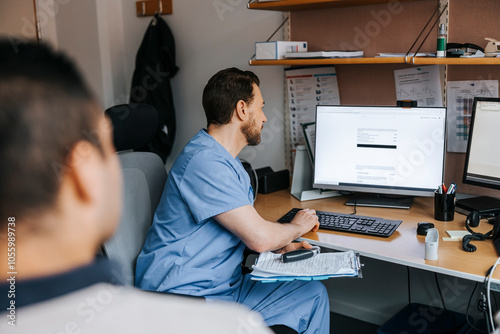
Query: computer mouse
xmin=417 ymin=222 xmax=435 ymax=236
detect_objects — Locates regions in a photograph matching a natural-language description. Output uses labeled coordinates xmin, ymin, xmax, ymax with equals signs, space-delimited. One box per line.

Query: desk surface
xmin=254 ymin=190 xmax=500 ymax=282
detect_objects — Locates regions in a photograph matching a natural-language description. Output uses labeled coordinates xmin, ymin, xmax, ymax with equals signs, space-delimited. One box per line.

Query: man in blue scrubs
xmin=136 ymin=68 xmax=330 ymax=333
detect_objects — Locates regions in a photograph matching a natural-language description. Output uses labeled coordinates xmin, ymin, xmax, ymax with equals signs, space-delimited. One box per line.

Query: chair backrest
xmin=103 ymin=152 xmax=166 ymax=285
xmin=102 ymin=103 xmax=166 ymax=286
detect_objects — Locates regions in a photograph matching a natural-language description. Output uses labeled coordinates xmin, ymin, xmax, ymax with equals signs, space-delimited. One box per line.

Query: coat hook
xmin=141 ymin=2 xmax=146 ymax=16
xmin=158 ymin=0 xmax=163 ymax=15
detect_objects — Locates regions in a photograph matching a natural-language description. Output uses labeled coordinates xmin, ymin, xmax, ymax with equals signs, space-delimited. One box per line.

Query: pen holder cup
xmin=434 ymin=192 xmax=455 ymax=221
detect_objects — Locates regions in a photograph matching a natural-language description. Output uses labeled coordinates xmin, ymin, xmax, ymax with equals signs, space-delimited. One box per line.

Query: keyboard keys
xmin=278 ymin=208 xmax=402 ymax=238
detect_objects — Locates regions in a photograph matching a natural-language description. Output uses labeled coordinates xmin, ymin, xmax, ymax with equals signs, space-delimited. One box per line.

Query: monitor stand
xmin=455 ymin=196 xmax=500 ymax=216
xmin=290 ymin=145 xmax=341 ymax=202
xmin=345 ymin=193 xmax=414 ymax=209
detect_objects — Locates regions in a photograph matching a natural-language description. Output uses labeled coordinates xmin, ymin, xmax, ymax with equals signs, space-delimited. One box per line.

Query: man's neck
xmin=207 ymin=125 xmax=246 ymax=158
xmin=0 ymin=217 xmax=98 ymax=281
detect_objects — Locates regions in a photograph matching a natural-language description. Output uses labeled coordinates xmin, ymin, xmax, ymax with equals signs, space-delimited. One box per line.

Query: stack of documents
xmin=251 ymin=250 xmax=362 ymax=282
xmin=285 ymin=50 xmax=363 ymax=59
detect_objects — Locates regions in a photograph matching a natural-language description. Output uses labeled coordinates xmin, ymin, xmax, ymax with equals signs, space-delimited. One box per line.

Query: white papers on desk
xmin=394 ymin=65 xmax=443 ymax=107
xmin=286 ymin=66 xmax=340 ymax=148
xmin=446 ymin=80 xmax=498 ymax=152
xmin=251 ymin=250 xmax=361 ymax=282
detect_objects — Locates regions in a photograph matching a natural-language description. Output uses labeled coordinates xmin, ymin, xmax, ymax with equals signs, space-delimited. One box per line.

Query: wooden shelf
xmin=247 ymin=0 xmax=427 ymax=11
xmin=410 ymin=57 xmax=500 ymax=65
xmin=250 ymin=57 xmax=405 ymax=65
xmin=249 ymin=57 xmax=500 ymax=66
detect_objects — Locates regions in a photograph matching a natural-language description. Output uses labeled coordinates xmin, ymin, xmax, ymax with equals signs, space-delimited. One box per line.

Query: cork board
xmin=288 ymin=0 xmax=500 ymax=197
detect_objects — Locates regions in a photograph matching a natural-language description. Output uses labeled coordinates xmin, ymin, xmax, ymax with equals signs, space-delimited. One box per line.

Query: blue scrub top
xmin=135 ymin=130 xmax=254 ymax=298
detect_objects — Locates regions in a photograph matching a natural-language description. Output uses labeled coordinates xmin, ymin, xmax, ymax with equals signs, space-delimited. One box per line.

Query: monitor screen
xmin=313 ymin=105 xmax=446 ymax=198
xmin=463 ymin=97 xmax=500 ymax=190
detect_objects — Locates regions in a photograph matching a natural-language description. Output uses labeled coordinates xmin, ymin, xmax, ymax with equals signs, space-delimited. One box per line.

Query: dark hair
xmin=0 ymin=40 xmax=101 ymax=221
xmin=202 ymin=68 xmax=260 ymax=126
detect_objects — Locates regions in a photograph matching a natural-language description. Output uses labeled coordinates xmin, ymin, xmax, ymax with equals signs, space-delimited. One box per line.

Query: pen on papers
xmin=281 ymin=246 xmax=320 ymax=263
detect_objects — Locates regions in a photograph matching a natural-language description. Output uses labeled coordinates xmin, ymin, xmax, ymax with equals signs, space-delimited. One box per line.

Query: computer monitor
xmin=457 ymin=97 xmax=500 ymax=215
xmin=313 ymin=105 xmax=446 ymax=209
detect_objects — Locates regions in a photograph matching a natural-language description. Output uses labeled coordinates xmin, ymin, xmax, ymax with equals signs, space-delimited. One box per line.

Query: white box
xmin=255 ymin=41 xmax=308 ymax=60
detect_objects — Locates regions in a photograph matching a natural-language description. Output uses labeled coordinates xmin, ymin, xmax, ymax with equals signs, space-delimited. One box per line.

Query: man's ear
xmin=65 ymin=140 xmax=100 ymax=203
xmin=234 ymin=100 xmax=248 ymax=121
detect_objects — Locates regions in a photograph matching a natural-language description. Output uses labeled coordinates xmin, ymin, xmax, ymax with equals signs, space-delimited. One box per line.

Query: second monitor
xmin=313 ymin=105 xmax=447 ymax=209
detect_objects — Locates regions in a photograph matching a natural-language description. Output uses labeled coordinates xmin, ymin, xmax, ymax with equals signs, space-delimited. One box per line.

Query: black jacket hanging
xmin=130 ymin=14 xmax=179 ymax=162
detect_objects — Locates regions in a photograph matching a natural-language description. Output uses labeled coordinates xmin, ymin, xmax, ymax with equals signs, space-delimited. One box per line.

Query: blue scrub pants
xmin=215 ymin=274 xmax=330 ymax=333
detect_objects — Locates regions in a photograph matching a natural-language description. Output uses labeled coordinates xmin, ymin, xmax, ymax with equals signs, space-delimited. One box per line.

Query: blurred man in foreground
xmin=0 ymin=40 xmax=271 ymax=334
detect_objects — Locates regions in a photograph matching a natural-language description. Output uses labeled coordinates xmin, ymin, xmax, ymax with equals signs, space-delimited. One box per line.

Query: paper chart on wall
xmin=446 ymin=80 xmax=498 ymax=153
xmin=286 ymin=66 xmax=340 ymax=149
xmin=394 ymin=65 xmax=443 ymax=107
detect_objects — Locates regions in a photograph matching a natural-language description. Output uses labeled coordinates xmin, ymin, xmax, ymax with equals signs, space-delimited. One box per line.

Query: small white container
xmin=425 ymin=228 xmax=439 ymax=260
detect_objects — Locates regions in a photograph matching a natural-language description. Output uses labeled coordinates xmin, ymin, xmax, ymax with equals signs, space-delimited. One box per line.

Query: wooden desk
xmin=254 ymin=190 xmax=500 ymax=282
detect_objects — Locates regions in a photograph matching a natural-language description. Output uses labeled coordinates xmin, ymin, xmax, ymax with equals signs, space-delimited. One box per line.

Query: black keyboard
xmin=278 ymin=208 xmax=402 ymax=238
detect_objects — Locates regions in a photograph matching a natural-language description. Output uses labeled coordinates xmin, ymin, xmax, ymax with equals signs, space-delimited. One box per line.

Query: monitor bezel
xmin=462 ymin=97 xmax=500 ymax=191
xmin=312 ymin=104 xmax=447 ymax=198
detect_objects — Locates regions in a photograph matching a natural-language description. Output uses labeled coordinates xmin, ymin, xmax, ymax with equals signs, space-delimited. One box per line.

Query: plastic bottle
xmin=436 ymin=24 xmax=447 ymax=58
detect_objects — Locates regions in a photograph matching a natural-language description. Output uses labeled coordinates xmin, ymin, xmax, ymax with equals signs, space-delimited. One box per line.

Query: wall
xmin=37 ymin=0 xmax=287 ymax=172
xmin=55 ymin=1 xmax=105 ymax=105
xmin=0 ymin=0 xmax=37 ymax=39
xmin=134 ymin=0 xmax=287 ymax=171
xmin=153 ymin=1 xmax=287 ymax=171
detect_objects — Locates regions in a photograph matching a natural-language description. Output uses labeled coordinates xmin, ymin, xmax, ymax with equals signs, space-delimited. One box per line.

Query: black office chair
xmin=102 ymin=103 xmax=166 ymax=285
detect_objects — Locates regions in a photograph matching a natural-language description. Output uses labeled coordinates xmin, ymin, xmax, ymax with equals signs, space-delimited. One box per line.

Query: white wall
xmin=38 ymin=0 xmax=287 ymax=172
xmin=149 ymin=1 xmax=287 ymax=171
xmin=54 ymin=1 xmax=105 ymax=105
xmin=124 ymin=0 xmax=287 ymax=171
xmin=0 ymin=0 xmax=37 ymax=39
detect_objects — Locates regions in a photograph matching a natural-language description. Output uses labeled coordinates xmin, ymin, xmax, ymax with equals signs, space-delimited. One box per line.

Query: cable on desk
xmin=351 ymin=193 xmax=357 ymax=215
xmin=434 ymin=272 xmax=446 ymax=310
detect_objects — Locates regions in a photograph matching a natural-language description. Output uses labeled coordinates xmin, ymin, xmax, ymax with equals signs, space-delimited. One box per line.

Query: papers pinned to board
xmin=286 ymin=66 xmax=339 ymax=148
xmin=394 ymin=65 xmax=444 ymax=107
xmin=446 ymin=80 xmax=498 ymax=153
xmin=251 ymin=250 xmax=362 ymax=283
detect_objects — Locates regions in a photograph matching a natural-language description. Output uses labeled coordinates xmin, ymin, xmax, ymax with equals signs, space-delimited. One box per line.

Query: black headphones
xmin=462 ymin=211 xmax=500 ymax=252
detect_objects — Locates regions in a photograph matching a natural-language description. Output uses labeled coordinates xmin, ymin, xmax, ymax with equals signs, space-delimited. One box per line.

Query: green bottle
xmin=437 ymin=24 xmax=447 ymax=58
